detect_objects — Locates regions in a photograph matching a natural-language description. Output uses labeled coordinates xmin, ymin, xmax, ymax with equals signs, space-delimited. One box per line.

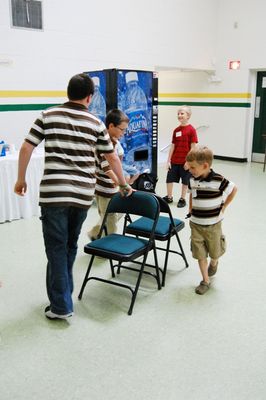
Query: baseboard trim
xmin=214 ymin=155 xmax=247 ymax=163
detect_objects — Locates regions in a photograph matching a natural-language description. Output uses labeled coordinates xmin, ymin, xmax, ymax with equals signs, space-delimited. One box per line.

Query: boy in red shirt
xmin=163 ymin=105 xmax=198 ymax=207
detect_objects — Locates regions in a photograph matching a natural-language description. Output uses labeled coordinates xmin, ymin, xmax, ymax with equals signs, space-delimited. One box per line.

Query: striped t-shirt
xmin=188 ymin=169 xmax=235 ymax=225
xmin=95 ymin=140 xmax=124 ymax=198
xmin=25 ymin=101 xmax=113 ymax=208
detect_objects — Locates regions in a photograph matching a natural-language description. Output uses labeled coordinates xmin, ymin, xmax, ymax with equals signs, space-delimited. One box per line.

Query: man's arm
xmin=104 ymin=151 xmax=133 ymax=196
xmin=14 ymin=141 xmax=35 ymax=196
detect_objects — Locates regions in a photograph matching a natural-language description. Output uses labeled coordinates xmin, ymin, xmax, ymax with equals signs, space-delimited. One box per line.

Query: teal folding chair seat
xmin=125 ymin=195 xmax=188 ymax=286
xmin=78 ymin=191 xmax=161 ymax=315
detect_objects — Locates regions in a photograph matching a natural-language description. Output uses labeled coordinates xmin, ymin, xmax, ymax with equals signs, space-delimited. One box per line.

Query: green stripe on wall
xmin=0 ymin=104 xmax=59 ymax=112
xmin=158 ymin=101 xmax=251 ymax=108
xmin=0 ymin=101 xmax=251 ymax=112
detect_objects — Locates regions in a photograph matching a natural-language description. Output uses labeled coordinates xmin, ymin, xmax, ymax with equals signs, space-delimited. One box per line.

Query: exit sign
xmin=229 ymin=60 xmax=240 ymax=70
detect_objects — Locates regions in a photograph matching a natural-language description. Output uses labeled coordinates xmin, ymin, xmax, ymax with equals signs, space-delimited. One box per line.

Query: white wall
xmin=0 ymin=0 xmax=217 ymax=149
xmin=212 ymin=0 xmax=266 ymax=160
xmin=1 ymin=0 xmax=266 ymax=162
xmin=158 ymin=0 xmax=266 ymax=163
xmin=0 ymin=0 xmax=217 ymax=87
xmin=157 ymin=70 xmax=249 ymax=163
xmin=216 ymin=0 xmax=266 ymax=71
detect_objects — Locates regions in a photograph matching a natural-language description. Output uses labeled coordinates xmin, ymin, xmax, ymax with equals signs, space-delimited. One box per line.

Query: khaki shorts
xmin=189 ymin=220 xmax=226 ymax=260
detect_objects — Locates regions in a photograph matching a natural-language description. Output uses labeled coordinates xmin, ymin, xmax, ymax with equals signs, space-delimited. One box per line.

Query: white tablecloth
xmin=0 ymin=151 xmax=44 ymax=223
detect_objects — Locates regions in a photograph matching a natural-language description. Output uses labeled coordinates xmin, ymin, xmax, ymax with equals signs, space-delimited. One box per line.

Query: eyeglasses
xmin=116 ymin=126 xmax=127 ymax=133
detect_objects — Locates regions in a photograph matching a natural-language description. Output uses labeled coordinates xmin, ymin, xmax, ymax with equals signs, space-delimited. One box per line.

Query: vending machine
xmin=84 ymin=69 xmax=158 ymax=177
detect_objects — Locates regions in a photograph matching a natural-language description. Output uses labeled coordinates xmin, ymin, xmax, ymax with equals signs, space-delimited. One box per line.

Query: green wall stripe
xmin=0 ymin=103 xmax=59 ymax=112
xmin=158 ymin=101 xmax=251 ymax=108
xmin=0 ymin=101 xmax=251 ymax=112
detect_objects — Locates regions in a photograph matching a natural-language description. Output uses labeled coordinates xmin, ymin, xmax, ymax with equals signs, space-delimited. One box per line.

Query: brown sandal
xmin=195 ymin=281 xmax=210 ymax=295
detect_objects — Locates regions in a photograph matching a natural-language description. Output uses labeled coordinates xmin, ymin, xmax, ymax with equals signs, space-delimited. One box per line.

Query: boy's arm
xmin=222 ymin=185 xmax=237 ymax=212
xmin=102 ymin=153 xmax=123 ymax=186
xmin=189 ymin=193 xmax=192 ymax=213
xmin=104 ymin=151 xmax=133 ymax=196
xmin=105 ymin=169 xmax=119 ymax=186
xmin=166 ymin=144 xmax=175 ymax=169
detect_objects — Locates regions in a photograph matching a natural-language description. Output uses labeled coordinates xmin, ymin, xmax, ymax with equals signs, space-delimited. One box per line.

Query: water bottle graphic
xmin=123 ymin=71 xmax=149 ymax=152
xmin=88 ymin=76 xmax=106 ymax=122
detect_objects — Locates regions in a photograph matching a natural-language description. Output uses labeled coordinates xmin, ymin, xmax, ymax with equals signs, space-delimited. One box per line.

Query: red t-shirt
xmin=171 ymin=124 xmax=198 ymax=164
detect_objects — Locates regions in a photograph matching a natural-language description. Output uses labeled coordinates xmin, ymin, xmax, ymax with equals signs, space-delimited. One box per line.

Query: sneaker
xmin=162 ymin=196 xmax=173 ymax=204
xmin=195 ymin=281 xmax=210 ymax=295
xmin=177 ymin=198 xmax=186 ymax=208
xmin=45 ymin=305 xmax=73 ymax=320
xmin=208 ymin=261 xmax=218 ymax=277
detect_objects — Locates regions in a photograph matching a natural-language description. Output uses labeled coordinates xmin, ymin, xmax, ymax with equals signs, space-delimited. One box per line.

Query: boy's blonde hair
xmin=186 ymin=145 xmax=213 ymax=166
xmin=178 ymin=105 xmax=192 ymax=116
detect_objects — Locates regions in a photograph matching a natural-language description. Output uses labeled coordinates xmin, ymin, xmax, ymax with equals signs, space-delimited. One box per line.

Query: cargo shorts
xmin=189 ymin=220 xmax=226 ymax=260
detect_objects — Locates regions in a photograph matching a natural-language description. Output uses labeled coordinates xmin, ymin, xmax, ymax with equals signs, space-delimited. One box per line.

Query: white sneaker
xmin=45 ymin=306 xmax=73 ymax=320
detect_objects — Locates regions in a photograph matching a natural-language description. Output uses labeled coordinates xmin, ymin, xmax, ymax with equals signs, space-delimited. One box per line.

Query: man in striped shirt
xmin=185 ymin=146 xmax=237 ymax=295
xmin=14 ymin=73 xmax=132 ymax=320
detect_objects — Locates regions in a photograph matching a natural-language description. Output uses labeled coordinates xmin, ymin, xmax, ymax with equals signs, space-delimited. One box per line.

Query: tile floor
xmin=0 ymin=161 xmax=266 ymax=400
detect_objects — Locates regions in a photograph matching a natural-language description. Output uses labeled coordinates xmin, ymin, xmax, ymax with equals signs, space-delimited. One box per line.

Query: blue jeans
xmin=41 ymin=206 xmax=88 ymax=315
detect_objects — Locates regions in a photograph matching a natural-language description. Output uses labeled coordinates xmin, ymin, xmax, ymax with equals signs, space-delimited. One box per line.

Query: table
xmin=0 ymin=150 xmax=44 ymax=223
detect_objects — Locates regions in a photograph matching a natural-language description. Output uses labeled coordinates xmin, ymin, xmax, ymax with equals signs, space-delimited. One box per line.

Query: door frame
xmin=251 ymin=70 xmax=266 ymax=162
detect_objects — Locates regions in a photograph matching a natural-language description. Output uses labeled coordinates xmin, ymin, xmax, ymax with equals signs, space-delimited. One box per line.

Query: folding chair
xmin=78 ymin=191 xmax=161 ymax=315
xmin=125 ymin=195 xmax=189 ymax=286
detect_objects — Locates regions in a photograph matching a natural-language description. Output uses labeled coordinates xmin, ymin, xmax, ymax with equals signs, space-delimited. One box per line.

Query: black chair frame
xmin=124 ymin=195 xmax=189 ymax=286
xmin=78 ymin=192 xmax=161 ymax=315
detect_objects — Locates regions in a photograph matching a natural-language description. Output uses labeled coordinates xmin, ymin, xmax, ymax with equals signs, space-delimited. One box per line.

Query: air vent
xmin=11 ymin=0 xmax=43 ymax=30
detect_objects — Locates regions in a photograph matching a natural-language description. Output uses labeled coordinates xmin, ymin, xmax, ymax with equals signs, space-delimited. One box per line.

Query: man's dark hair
xmin=105 ymin=109 xmax=129 ymax=128
xmin=67 ymin=73 xmax=95 ymax=100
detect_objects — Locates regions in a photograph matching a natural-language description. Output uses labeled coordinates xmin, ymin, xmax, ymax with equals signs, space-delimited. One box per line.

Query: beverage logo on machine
xmin=128 ymin=112 xmax=148 ymax=134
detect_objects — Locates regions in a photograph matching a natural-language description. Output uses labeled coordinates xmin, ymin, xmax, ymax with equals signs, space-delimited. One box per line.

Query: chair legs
xmin=78 ymin=255 xmax=96 ymax=300
xmin=127 ymin=251 xmax=153 ymax=315
xmin=161 ymin=233 xmax=189 ymax=287
xmin=152 ymin=247 xmax=161 ymax=290
xmin=175 ymin=232 xmax=189 ymax=268
xmin=109 ymin=259 xmax=115 ymax=278
xmin=161 ymin=238 xmax=171 ymax=287
xmin=79 ymin=249 xmax=161 ymax=315
xmin=116 ymin=248 xmax=161 ymax=290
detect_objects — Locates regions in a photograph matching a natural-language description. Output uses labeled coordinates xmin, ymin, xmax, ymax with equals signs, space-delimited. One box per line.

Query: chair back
xmin=107 ymin=191 xmax=160 ymax=220
xmin=155 ymin=195 xmax=171 ymax=214
xmin=154 ymin=195 xmax=178 ymax=230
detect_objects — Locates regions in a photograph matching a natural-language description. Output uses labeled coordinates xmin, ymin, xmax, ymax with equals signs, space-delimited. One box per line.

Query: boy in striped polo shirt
xmin=88 ymin=109 xmax=129 ymax=240
xmin=185 ymin=146 xmax=237 ymax=295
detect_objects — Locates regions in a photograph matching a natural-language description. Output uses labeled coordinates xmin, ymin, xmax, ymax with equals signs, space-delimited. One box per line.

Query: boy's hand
xmin=119 ymin=183 xmax=134 ymax=197
xmin=166 ymin=162 xmax=171 ymax=170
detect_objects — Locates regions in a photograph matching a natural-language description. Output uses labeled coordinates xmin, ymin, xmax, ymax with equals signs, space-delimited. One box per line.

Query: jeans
xmin=41 ymin=206 xmax=88 ymax=315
